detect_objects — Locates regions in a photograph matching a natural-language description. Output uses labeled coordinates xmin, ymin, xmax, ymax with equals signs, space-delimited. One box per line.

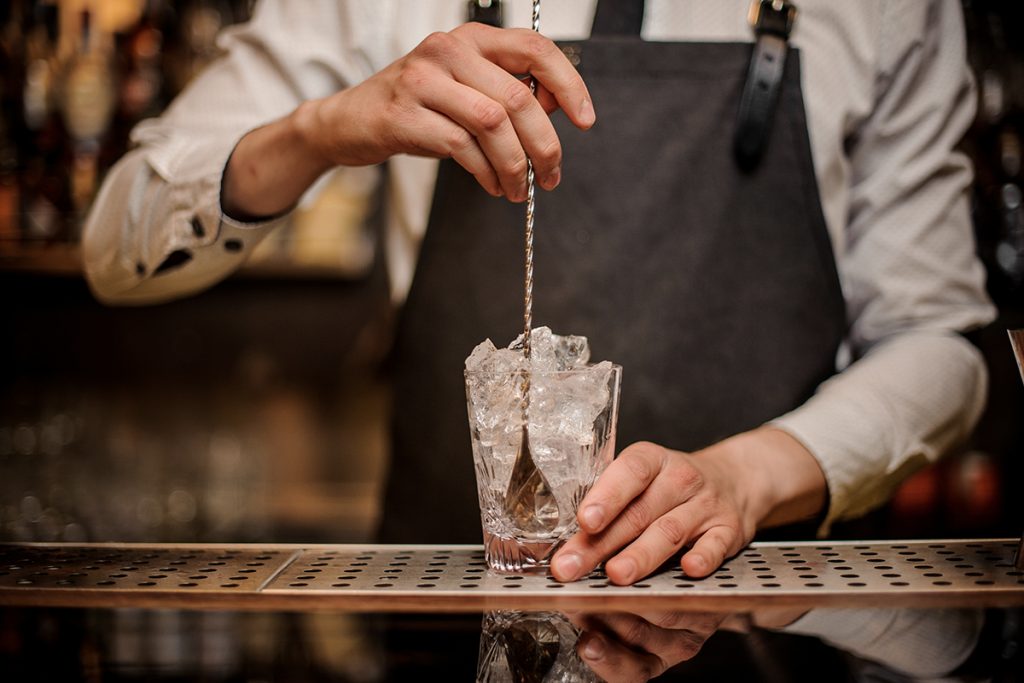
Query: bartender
xmin=82 ymin=0 xmax=995 ymax=585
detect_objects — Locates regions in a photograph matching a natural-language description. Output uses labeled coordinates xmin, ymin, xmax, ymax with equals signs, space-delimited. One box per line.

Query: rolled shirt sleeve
xmin=82 ymin=0 xmax=376 ymax=305
xmin=771 ymin=0 xmax=997 ymax=533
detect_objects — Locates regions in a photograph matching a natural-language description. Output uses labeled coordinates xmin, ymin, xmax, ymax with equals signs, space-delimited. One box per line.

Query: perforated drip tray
xmin=2 ymin=540 xmax=1022 ymax=612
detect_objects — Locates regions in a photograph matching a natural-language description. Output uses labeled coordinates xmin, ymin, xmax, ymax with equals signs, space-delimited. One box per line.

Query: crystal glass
xmin=476 ymin=611 xmax=600 ymax=682
xmin=465 ymin=364 xmax=621 ymax=573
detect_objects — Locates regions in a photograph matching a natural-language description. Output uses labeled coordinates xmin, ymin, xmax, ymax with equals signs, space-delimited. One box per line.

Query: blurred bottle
xmin=60 ymin=9 xmax=116 ymax=237
xmin=19 ymin=0 xmax=67 ymax=242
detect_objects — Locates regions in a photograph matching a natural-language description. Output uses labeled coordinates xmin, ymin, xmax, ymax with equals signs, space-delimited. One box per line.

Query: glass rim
xmin=464 ymin=363 xmax=622 ymax=378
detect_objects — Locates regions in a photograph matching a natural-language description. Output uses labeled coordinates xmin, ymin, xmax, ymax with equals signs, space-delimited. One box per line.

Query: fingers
xmin=455 ymin=24 xmax=595 ymax=130
xmin=577 ymin=631 xmax=665 ymax=683
xmin=396 ymin=106 xmax=502 ymax=197
xmin=578 ymin=442 xmax=671 ymax=535
xmin=416 ymin=76 xmax=527 ymax=198
xmin=574 ymin=612 xmax=721 ymax=682
xmin=681 ymin=525 xmax=743 ymax=578
xmin=553 ymin=444 xmax=702 ymax=583
xmin=401 ymin=29 xmax=567 ymax=200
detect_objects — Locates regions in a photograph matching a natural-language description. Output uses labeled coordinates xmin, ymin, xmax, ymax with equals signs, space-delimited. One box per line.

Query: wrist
xmin=703 ymin=426 xmax=828 ymax=530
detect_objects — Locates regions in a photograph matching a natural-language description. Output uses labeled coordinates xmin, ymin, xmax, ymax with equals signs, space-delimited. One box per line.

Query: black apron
xmin=379 ymin=1 xmax=845 ymax=543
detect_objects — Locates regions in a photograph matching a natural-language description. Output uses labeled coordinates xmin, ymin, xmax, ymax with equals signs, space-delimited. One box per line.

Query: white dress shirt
xmin=81 ymin=0 xmax=997 ymax=534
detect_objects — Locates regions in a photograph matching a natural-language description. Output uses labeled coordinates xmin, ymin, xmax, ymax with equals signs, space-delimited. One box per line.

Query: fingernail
xmin=579 ymin=98 xmax=595 ymax=125
xmin=582 ymin=635 xmax=605 ymax=660
xmin=545 ymin=167 xmax=560 ymax=189
xmin=615 ymin=557 xmax=637 ymax=584
xmin=580 ymin=505 xmax=602 ymax=531
xmin=689 ymin=554 xmax=707 ymax=574
xmin=554 ymin=552 xmax=582 ymax=581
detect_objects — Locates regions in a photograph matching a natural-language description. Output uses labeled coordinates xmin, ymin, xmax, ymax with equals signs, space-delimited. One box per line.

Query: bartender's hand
xmin=569 ymin=611 xmax=726 ymax=682
xmin=223 ymin=22 xmax=594 ymax=219
xmin=551 ymin=427 xmax=827 ymax=585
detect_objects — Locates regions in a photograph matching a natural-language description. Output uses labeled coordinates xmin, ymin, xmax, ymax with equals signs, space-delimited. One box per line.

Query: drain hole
xmin=761 ymin=583 xmax=781 ymax=588
xmin=289 ymin=582 xmax=308 ymax=587
xmin=229 ymin=576 xmax=248 ymax=581
xmin=148 ymin=574 xmax=167 ymax=579
xmin=847 ymin=582 xmax=867 ymax=587
xmin=356 ymin=556 xmax=373 ymax=561
xmin=505 ymin=576 xmax=524 ymax=580
xmin=221 ymin=583 xmax=239 ymax=588
xmin=208 ymin=561 xmax=226 ymax=566
xmin=755 ymin=575 xmax=776 ymax=580
xmin=296 ymin=575 xmax=316 ymax=580
xmin=137 ymin=582 xmax=157 ymax=587
xmin=332 ymin=583 xmax=351 ymax=587
xmin=975 ymin=580 xmax=995 ymax=585
xmin=718 ymin=583 xmax=738 ymax=588
xmin=462 ymin=576 xmax=482 ymax=581
xmin=882 ymin=573 xmax=901 ymax=578
xmin=383 ymin=569 xmax=402 ymax=574
xmin=197 ymin=568 xmax=216 ymax=573
xmin=891 ymin=581 xmax=909 ymax=586
xmin=914 ymin=565 xmax=933 ymax=570
xmin=804 ymin=582 xmax=824 ymax=587
xmin=238 ymin=569 xmax=256 ymax=573
xmin=675 ymin=583 xmax=695 ymax=588
xmin=336 ymin=575 xmax=357 ymax=580
xmin=798 ymin=574 xmax=818 ymax=579
xmin=311 ymin=562 xmax=329 ymax=567
xmin=932 ymin=581 xmax=952 ymax=586
xmin=417 ymin=583 xmax=436 ymax=588
xmin=923 ymin=573 xmax=942 ymax=578
xmin=179 ymin=582 xmax=198 ymax=587
xmin=874 ymin=566 xmax=894 ymax=570
xmin=505 ymin=584 xmax=522 ymax=589
xmin=716 ymin=575 xmax=735 ymax=580
xmin=388 ymin=562 xmax=407 ymax=567
xmin=428 ymin=561 xmax=447 ymax=566
xmin=374 ymin=583 xmax=393 ymax=588
xmin=965 ymin=571 xmax=983 ymax=577
xmin=546 ymin=583 xmax=565 ymax=588
xmin=840 ymin=574 xmax=859 ymax=579
xmin=460 ymin=583 xmax=479 ymax=588
xmin=632 ymin=583 xmax=651 ymax=588
xmin=245 ymin=562 xmax=265 ymax=567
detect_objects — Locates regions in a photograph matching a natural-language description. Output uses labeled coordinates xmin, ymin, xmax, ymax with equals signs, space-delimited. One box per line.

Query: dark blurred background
xmin=0 ymin=0 xmax=1021 ymax=546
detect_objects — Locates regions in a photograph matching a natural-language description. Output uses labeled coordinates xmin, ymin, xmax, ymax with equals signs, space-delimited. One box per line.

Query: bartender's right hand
xmin=225 ymin=23 xmax=594 ymax=219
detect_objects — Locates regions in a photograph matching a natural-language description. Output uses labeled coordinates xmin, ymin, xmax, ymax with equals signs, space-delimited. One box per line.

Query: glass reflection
xmin=478 ymin=606 xmax=1015 ymax=682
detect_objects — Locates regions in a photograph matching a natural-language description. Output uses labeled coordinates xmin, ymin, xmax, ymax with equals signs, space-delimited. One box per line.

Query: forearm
xmin=221 ymin=99 xmax=335 ymax=221
xmin=771 ymin=332 xmax=988 ymax=533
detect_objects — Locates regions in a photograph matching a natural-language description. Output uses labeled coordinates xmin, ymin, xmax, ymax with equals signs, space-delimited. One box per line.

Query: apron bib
xmin=379 ymin=1 xmax=845 ymax=543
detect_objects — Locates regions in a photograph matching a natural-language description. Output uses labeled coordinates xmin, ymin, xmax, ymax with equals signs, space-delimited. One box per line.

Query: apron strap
xmin=592 ymin=0 xmax=645 ymax=36
xmin=734 ymin=0 xmax=798 ymax=170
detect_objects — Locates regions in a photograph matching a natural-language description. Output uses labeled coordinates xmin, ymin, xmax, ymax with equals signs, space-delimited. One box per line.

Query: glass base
xmin=483 ymin=531 xmax=565 ymax=574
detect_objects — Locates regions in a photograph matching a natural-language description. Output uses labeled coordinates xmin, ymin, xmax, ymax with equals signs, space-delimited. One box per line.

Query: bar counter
xmin=2 ymin=539 xmax=1022 ymax=680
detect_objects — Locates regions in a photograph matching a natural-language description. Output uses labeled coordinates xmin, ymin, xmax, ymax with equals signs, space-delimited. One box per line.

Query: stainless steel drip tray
xmin=1 ymin=540 xmax=1022 ymax=612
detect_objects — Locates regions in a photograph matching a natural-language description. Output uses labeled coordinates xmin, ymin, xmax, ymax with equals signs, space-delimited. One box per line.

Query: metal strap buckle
xmin=747 ymin=0 xmax=797 ymax=39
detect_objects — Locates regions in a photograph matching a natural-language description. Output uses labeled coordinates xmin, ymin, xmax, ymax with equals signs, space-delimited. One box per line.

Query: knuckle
xmin=622 ymin=500 xmax=652 ymax=536
xmin=418 ymin=31 xmax=457 ymax=60
xmin=533 ymin=137 xmax=561 ymax=167
xmin=622 ymin=452 xmax=657 ymax=483
xmin=669 ymin=463 xmax=703 ymax=492
xmin=524 ymin=32 xmax=553 ymax=61
xmin=502 ymin=80 xmax=534 ymax=114
xmin=654 ymin=515 xmax=689 ymax=548
xmin=471 ymin=99 xmax=508 ymax=133
xmin=395 ymin=61 xmax=431 ymax=93
xmin=622 ymin=618 xmax=653 ymax=646
xmin=650 ymin=612 xmax=689 ymax=630
xmin=503 ymin=154 xmax=529 ymax=181
xmin=444 ymin=127 xmax=475 ymax=154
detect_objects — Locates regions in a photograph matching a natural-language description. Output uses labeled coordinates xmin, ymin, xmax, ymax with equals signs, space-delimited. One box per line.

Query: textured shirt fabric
xmin=82 ymin=0 xmax=997 ymax=534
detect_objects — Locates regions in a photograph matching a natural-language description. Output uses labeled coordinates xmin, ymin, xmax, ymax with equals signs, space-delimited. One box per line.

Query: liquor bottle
xmin=60 ymin=9 xmax=116 ymax=235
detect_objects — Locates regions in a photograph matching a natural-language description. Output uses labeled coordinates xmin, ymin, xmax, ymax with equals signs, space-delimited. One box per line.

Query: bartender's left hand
xmin=550 ymin=427 xmax=827 ymax=584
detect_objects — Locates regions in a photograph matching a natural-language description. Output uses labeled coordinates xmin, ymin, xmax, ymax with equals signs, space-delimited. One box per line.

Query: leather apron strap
xmin=378 ymin=3 xmax=844 ymax=544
